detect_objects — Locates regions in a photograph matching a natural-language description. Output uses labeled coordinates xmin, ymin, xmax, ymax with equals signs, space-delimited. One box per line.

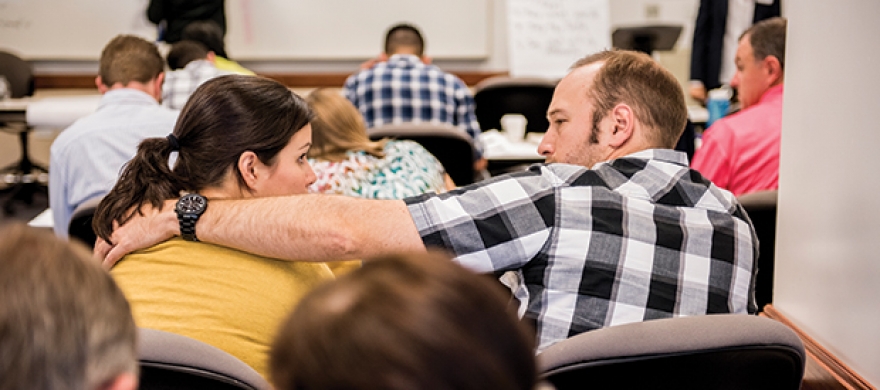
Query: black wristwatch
xmin=176 ymin=193 xmax=208 ymax=242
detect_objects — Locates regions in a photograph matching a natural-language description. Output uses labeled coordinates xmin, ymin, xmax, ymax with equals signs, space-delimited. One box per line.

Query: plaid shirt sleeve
xmin=406 ymin=169 xmax=561 ymax=274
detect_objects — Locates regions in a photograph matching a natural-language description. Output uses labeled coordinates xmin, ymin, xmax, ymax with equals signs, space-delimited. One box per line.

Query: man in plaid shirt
xmin=101 ymin=50 xmax=758 ymax=352
xmin=343 ymin=23 xmax=486 ymax=170
xmin=161 ymin=40 xmax=230 ymax=110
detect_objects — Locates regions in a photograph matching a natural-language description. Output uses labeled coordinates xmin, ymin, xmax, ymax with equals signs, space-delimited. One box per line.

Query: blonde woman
xmin=306 ymin=88 xmax=455 ymax=199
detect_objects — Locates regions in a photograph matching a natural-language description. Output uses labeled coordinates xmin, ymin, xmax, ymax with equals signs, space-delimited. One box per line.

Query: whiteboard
xmin=0 ymin=0 xmax=489 ymax=60
xmin=507 ymin=0 xmax=611 ymax=79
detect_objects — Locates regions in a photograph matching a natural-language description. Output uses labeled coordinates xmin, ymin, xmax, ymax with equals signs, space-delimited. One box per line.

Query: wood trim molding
xmin=33 ymin=71 xmax=509 ymax=89
xmin=763 ymin=304 xmax=875 ymax=390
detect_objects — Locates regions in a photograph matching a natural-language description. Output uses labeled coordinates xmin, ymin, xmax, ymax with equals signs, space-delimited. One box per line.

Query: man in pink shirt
xmin=692 ymin=17 xmax=786 ymax=196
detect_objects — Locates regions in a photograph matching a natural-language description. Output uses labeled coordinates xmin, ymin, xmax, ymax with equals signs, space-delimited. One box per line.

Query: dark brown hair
xmin=743 ymin=17 xmax=787 ymax=71
xmin=166 ymin=40 xmax=210 ymax=70
xmin=182 ymin=20 xmax=228 ymax=58
xmin=384 ymin=23 xmax=425 ymax=56
xmin=572 ymin=50 xmax=688 ymax=148
xmin=99 ymin=34 xmax=164 ymax=88
xmin=270 ymin=251 xmax=537 ymax=390
xmin=93 ymin=75 xmax=313 ymax=243
xmin=306 ymin=88 xmax=387 ymax=161
xmin=0 ymin=223 xmax=136 ymax=390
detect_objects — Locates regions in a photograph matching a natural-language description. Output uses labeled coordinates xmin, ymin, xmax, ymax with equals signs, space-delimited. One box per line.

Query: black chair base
xmin=1 ymin=129 xmax=49 ymax=216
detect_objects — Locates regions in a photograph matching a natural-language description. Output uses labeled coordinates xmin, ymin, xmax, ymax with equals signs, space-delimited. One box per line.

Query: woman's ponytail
xmin=92 ymin=136 xmax=184 ymax=244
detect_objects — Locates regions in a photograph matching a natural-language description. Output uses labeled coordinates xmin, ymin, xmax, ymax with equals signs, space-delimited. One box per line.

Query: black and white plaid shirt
xmin=162 ymin=60 xmax=230 ymax=110
xmin=406 ymin=149 xmax=757 ymax=351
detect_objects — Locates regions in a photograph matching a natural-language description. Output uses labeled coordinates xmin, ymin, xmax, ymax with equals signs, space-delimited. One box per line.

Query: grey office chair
xmin=538 ymin=314 xmax=805 ymax=390
xmin=67 ymin=195 xmax=103 ymax=249
xmin=473 ymin=76 xmax=557 ymax=136
xmin=138 ymin=328 xmax=272 ymax=390
xmin=738 ymin=189 xmax=779 ymax=311
xmin=0 ymin=50 xmax=47 ymax=216
xmin=368 ymin=122 xmax=477 ymax=186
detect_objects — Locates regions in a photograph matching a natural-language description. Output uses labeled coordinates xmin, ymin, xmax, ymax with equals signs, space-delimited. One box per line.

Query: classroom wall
xmin=774 ymin=1 xmax=880 ymax=385
xmin=24 ymin=0 xmax=700 ymax=84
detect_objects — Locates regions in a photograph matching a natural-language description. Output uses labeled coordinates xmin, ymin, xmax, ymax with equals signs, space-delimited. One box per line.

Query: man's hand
xmin=689 ymin=83 xmax=708 ymax=105
xmin=94 ymin=199 xmax=179 ymax=269
xmin=359 ymin=53 xmax=388 ymax=70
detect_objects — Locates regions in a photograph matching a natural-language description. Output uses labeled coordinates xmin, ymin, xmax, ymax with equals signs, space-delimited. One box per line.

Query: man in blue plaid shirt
xmin=101 ymin=50 xmax=758 ymax=352
xmin=343 ymin=23 xmax=486 ymax=171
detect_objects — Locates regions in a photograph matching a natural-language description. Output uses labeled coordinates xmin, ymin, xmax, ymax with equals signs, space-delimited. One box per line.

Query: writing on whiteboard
xmin=508 ymin=0 xmax=611 ymax=79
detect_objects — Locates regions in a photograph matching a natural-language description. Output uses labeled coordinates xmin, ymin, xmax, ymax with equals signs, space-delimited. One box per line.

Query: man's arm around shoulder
xmin=99 ymin=194 xmax=426 ymax=267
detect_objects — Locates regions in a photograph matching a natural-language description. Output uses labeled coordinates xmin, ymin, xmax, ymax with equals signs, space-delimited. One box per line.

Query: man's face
xmin=538 ymin=63 xmax=611 ymax=168
xmin=730 ymin=35 xmax=774 ymax=110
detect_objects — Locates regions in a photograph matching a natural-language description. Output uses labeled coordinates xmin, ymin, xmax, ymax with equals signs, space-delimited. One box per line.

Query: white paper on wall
xmin=507 ymin=0 xmax=612 ymax=79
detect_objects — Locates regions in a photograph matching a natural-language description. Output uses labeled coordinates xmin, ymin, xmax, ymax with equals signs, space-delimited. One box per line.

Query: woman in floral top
xmin=306 ymin=89 xmax=455 ymax=200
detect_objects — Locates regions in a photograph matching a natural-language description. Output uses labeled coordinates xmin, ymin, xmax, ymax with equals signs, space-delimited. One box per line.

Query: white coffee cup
xmin=500 ymin=114 xmax=527 ymax=142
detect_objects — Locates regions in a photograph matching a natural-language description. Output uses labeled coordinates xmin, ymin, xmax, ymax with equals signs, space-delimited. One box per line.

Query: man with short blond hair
xmin=100 ymin=50 xmax=757 ymax=352
xmin=50 ymin=35 xmax=179 ymax=238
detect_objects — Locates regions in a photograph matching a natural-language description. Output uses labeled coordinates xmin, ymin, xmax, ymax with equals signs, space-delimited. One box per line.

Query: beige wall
xmin=775 ymin=1 xmax=880 ymax=385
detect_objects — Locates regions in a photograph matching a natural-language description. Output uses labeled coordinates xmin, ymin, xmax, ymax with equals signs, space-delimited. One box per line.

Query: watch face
xmin=177 ymin=194 xmax=207 ymax=214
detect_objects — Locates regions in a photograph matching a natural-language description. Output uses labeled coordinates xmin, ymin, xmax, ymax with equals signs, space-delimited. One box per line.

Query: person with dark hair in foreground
xmin=270 ymin=251 xmax=536 ymax=390
xmin=98 ymin=50 xmax=758 ymax=352
xmin=0 ymin=223 xmax=138 ymax=390
xmin=93 ymin=75 xmax=334 ymax=377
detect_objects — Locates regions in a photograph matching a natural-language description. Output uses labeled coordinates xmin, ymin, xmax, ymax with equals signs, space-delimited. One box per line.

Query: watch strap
xmin=179 ymin=213 xmax=200 ymax=242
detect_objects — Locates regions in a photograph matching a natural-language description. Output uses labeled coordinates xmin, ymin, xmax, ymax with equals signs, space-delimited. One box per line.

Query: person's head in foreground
xmin=306 ymin=87 xmax=387 ymax=162
xmin=93 ymin=74 xmax=314 ymax=243
xmin=731 ymin=17 xmax=787 ymax=110
xmin=269 ymin=251 xmax=537 ymax=390
xmin=538 ymin=49 xmax=688 ymax=167
xmin=0 ymin=223 xmax=137 ymax=390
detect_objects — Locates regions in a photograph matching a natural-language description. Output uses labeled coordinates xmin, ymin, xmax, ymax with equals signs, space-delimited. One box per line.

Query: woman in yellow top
xmin=92 ymin=75 xmax=334 ymax=379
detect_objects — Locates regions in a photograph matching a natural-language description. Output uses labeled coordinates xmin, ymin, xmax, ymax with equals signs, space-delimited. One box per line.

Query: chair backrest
xmin=738 ymin=189 xmax=779 ymax=311
xmin=368 ymin=122 xmax=476 ymax=186
xmin=538 ymin=314 xmax=805 ymax=390
xmin=473 ymin=76 xmax=557 ymax=136
xmin=138 ymin=328 xmax=272 ymax=390
xmin=68 ymin=196 xmax=103 ymax=249
xmin=0 ymin=50 xmax=35 ymax=98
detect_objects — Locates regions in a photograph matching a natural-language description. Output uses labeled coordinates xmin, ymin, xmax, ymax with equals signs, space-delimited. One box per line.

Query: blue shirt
xmin=343 ymin=54 xmax=483 ymax=158
xmin=49 ymin=89 xmax=179 ymax=238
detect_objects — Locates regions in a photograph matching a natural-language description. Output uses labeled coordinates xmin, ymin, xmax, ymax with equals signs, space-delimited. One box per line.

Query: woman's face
xmin=250 ymin=125 xmax=316 ymax=197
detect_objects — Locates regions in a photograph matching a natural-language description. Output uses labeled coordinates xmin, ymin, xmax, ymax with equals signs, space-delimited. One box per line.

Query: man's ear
xmin=95 ymin=76 xmax=109 ymax=94
xmin=238 ymin=151 xmax=260 ymax=190
xmin=764 ymin=55 xmax=783 ymax=85
xmin=152 ymin=72 xmax=165 ymax=101
xmin=206 ymin=51 xmax=217 ymax=63
xmin=105 ymin=372 xmax=138 ymax=390
xmin=607 ymin=103 xmax=635 ymax=148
